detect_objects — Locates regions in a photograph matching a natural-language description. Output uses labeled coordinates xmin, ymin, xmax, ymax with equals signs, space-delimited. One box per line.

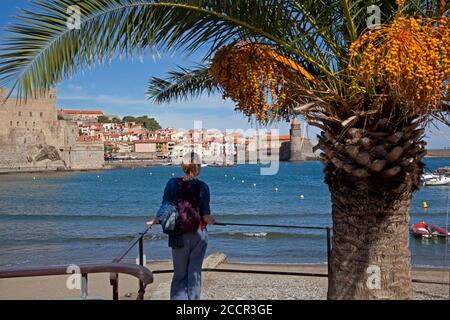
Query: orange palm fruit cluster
xmin=210 ymin=43 xmax=297 ymax=123
xmin=349 ymin=16 xmax=450 ymax=114
xmin=396 ymin=0 xmax=406 ymax=8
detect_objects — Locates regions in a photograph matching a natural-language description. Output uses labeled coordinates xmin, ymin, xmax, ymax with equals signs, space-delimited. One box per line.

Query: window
xmin=25 ymin=121 xmax=28 ymax=127
xmin=10 ymin=121 xmax=12 ymax=126
xmin=16 ymin=121 xmax=19 ymax=127
xmin=18 ymin=111 xmax=21 ymax=117
xmin=29 ymin=112 xmax=32 ymax=117
xmin=40 ymin=112 xmax=43 ymax=117
xmin=33 ymin=122 xmax=36 ymax=127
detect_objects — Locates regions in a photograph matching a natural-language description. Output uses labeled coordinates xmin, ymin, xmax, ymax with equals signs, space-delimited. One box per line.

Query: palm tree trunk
xmin=326 ymin=171 xmax=414 ymax=299
xmin=315 ymin=116 xmax=426 ymax=300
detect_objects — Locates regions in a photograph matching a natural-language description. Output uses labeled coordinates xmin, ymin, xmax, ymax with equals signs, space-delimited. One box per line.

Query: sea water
xmin=0 ymin=159 xmax=449 ymax=267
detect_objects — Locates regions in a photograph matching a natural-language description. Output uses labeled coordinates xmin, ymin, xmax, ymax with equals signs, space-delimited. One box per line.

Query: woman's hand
xmin=202 ymin=215 xmax=216 ymax=225
xmin=146 ymin=217 xmax=160 ymax=227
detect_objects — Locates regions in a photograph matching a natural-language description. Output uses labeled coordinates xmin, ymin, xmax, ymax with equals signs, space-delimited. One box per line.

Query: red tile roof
xmin=133 ymin=139 xmax=173 ymax=144
xmin=77 ymin=135 xmax=100 ymax=142
xmin=264 ymin=135 xmax=291 ymax=141
xmin=59 ymin=109 xmax=104 ymax=115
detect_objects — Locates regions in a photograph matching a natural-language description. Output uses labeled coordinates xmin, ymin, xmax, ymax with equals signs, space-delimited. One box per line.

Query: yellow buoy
xmin=422 ymin=201 xmax=428 ymax=209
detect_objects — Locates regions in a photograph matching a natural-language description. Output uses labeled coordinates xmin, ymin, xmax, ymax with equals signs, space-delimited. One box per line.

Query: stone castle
xmin=289 ymin=118 xmax=316 ymax=161
xmin=0 ymin=88 xmax=104 ymax=173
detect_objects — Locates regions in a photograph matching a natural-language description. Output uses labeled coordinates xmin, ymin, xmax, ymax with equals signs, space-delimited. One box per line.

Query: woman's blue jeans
xmin=170 ymin=228 xmax=208 ymax=300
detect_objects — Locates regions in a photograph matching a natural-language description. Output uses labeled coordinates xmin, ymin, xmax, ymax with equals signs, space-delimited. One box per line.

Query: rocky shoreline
xmin=0 ymin=160 xmax=168 ymax=175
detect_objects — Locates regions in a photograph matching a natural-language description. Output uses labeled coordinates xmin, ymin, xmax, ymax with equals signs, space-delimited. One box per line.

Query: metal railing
xmin=0 ymin=263 xmax=153 ymax=300
xmin=215 ymin=222 xmax=332 ymax=276
xmin=110 ymin=226 xmax=152 ymax=300
xmin=109 ymin=222 xmax=333 ymax=297
xmin=1 ymin=220 xmax=449 ymax=300
xmin=110 ymin=221 xmax=450 ymax=297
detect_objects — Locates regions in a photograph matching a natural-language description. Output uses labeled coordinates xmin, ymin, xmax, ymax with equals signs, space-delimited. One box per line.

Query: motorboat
xmin=411 ymin=221 xmax=450 ymax=238
xmin=209 ymin=163 xmax=235 ymax=167
xmin=421 ymin=173 xmax=450 ymax=186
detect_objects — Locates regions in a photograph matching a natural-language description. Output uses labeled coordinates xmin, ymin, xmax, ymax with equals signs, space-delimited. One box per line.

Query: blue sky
xmin=1 ymin=0 xmax=449 ymax=148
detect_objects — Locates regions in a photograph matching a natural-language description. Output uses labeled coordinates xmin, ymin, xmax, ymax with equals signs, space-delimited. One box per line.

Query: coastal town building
xmin=58 ymin=109 xmax=104 ymax=123
xmin=139 ymin=139 xmax=175 ymax=159
xmin=115 ymin=142 xmax=133 ymax=154
xmin=263 ymin=135 xmax=291 ymax=161
xmin=0 ymin=87 xmax=104 ymax=173
xmin=67 ymin=106 xmax=317 ymax=165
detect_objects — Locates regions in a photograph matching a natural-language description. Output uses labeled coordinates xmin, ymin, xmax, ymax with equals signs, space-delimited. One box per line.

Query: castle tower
xmin=290 ymin=118 xmax=303 ymax=161
xmin=289 ymin=118 xmax=317 ymax=161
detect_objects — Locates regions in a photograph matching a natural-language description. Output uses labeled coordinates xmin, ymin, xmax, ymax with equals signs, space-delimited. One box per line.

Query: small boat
xmin=421 ymin=173 xmax=450 ymax=186
xmin=209 ymin=162 xmax=235 ymax=168
xmin=201 ymin=164 xmax=208 ymax=168
xmin=434 ymin=167 xmax=450 ymax=176
xmin=411 ymin=221 xmax=450 ymax=238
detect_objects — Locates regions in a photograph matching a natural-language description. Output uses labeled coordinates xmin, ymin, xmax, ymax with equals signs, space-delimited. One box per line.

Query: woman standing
xmin=147 ymin=152 xmax=215 ymax=300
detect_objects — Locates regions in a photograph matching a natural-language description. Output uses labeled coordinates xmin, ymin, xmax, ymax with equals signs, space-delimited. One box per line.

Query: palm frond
xmin=0 ymin=0 xmax=447 ymax=113
xmin=147 ymin=64 xmax=218 ymax=103
xmin=0 ymin=0 xmax=327 ymax=101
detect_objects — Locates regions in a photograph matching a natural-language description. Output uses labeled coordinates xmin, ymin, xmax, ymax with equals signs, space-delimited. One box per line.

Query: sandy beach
xmin=0 ymin=253 xmax=448 ymax=300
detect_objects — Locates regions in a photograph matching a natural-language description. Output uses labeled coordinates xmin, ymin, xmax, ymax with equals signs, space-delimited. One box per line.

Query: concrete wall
xmin=66 ymin=143 xmax=105 ymax=170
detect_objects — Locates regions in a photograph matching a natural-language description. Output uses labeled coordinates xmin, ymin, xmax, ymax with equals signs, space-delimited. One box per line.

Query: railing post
xmin=326 ymin=227 xmax=332 ymax=277
xmin=81 ymin=273 xmax=88 ymax=300
xmin=139 ymin=236 xmax=144 ymax=266
xmin=110 ymin=273 xmax=119 ymax=301
xmin=137 ymin=235 xmax=145 ymax=300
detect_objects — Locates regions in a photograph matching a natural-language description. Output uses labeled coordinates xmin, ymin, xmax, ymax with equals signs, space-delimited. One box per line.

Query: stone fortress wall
xmin=0 ymin=88 xmax=104 ymax=173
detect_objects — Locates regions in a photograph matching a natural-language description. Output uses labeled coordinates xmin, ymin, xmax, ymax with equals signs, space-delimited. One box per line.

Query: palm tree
xmin=0 ymin=0 xmax=449 ymax=299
